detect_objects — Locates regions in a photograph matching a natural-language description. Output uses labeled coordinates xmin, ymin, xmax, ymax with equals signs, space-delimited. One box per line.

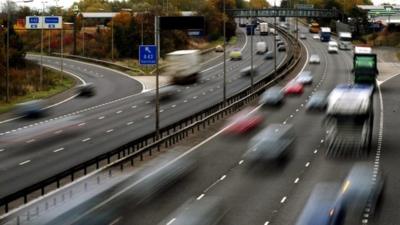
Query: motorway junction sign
xmin=25 ymin=16 xmax=63 ymax=29
xmin=229 ymin=8 xmax=339 ymax=18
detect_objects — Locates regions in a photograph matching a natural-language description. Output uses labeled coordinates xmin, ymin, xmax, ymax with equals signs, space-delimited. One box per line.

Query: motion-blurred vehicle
xmin=277 ymin=41 xmax=285 ymax=47
xmin=306 ymin=91 xmax=328 ymax=111
xmin=338 ymin=32 xmax=352 ymax=50
xmin=353 ymin=46 xmax=378 ymax=86
xmin=76 ymin=83 xmax=96 ymax=97
xmin=275 ymin=35 xmax=281 ymax=41
xmin=296 ymin=71 xmax=313 ymax=85
xmin=215 ymin=45 xmax=224 ymax=52
xmin=223 ymin=107 xmax=264 ymax=135
xmin=295 ymin=182 xmax=345 ymax=225
xmin=264 ymin=51 xmax=274 ymax=60
xmin=300 ymin=33 xmax=307 ymax=39
xmin=320 ymin=27 xmax=332 ymax=42
xmin=269 ymin=28 xmax=276 ymax=35
xmin=14 ymin=100 xmax=48 ymax=118
xmin=165 ymin=50 xmax=201 ymax=84
xmin=259 ymin=87 xmax=284 ymax=106
xmin=256 ymin=41 xmax=268 ymax=54
xmin=336 ymin=163 xmax=384 ymax=220
xmin=309 ymin=22 xmax=320 ymax=33
xmin=244 ymin=124 xmax=295 ymax=163
xmin=309 ymin=54 xmax=321 ymax=64
xmin=146 ymin=85 xmax=178 ymax=102
xmin=313 ymin=34 xmax=320 ymax=40
xmin=284 ymin=82 xmax=304 ymax=95
xmin=260 ymin=22 xmax=269 ymax=35
xmin=328 ymin=41 xmax=339 ymax=54
xmin=277 ymin=45 xmax=286 ymax=52
xmin=158 ymin=197 xmax=226 ymax=225
xmin=230 ymin=48 xmax=242 ymax=60
xmin=240 ymin=66 xmax=258 ymax=77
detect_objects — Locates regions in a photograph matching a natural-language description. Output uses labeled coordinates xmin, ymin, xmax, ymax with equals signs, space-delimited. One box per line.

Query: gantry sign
xmin=229 ymin=8 xmax=339 ymax=18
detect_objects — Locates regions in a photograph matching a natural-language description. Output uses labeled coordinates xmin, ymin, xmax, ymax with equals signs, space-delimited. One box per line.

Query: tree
xmin=249 ymin=0 xmax=270 ymax=9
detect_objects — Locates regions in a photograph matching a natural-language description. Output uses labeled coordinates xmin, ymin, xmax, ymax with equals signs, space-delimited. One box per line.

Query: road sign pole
xmin=223 ymin=0 xmax=226 ymax=105
xmin=40 ymin=10 xmax=44 ymax=91
xmin=250 ymin=10 xmax=254 ymax=89
xmin=155 ymin=16 xmax=160 ymax=141
xmin=61 ymin=25 xmax=64 ymax=76
xmin=274 ymin=4 xmax=277 ymax=78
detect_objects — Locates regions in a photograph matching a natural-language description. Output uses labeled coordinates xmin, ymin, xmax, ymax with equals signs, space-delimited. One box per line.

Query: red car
xmin=284 ymin=82 xmax=304 ymax=95
xmin=223 ymin=107 xmax=264 ymax=135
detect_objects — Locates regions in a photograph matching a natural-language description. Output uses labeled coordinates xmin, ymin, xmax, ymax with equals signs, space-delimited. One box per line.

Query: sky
xmin=7 ymin=0 xmax=400 ymax=11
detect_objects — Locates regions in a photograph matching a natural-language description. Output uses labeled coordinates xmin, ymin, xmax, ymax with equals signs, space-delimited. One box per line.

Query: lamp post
xmin=223 ymin=0 xmax=226 ymax=104
xmin=72 ymin=3 xmax=79 ymax=55
xmin=39 ymin=0 xmax=47 ymax=91
xmin=5 ymin=0 xmax=33 ymax=102
xmin=274 ymin=0 xmax=277 ymax=78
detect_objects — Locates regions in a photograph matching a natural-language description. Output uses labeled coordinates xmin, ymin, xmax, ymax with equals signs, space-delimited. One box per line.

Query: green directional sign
xmin=229 ymin=8 xmax=338 ymax=18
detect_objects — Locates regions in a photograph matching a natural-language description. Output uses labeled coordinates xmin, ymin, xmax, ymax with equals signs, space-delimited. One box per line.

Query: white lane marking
xmin=305 ymin=162 xmax=310 ymax=167
xmin=280 ymin=196 xmax=287 ymax=203
xmin=183 ymin=99 xmax=188 ymax=103
xmin=294 ymin=177 xmax=300 ymax=183
xmin=197 ymin=194 xmax=205 ymax=200
xmin=166 ymin=218 xmax=176 ymax=225
xmin=127 ymin=121 xmax=134 ymax=126
xmin=26 ymin=139 xmax=35 ymax=144
xmin=239 ymin=160 xmax=244 ymax=165
xmin=98 ymin=116 xmax=105 ymax=120
xmin=160 ymin=109 xmax=164 ymax=113
xmin=313 ymin=149 xmax=318 ymax=154
xmin=220 ymin=175 xmax=227 ymax=180
xmin=106 ymin=129 xmax=114 ymax=133
xmin=264 ymin=222 xmax=270 ymax=225
xmin=109 ymin=217 xmax=122 ymax=225
xmin=54 ymin=130 xmax=63 ymax=134
xmin=53 ymin=148 xmax=64 ymax=153
xmin=0 ymin=148 xmax=5 ymax=152
xmin=193 ymin=96 xmax=198 ymax=99
xmin=78 ymin=123 xmax=86 ymax=127
xmin=171 ymin=104 xmax=176 ymax=108
xmin=19 ymin=160 xmax=31 ymax=166
xmin=82 ymin=138 xmax=91 ymax=142
xmin=144 ymin=115 xmax=150 ymax=118
xmin=116 ymin=110 xmax=122 ymax=114
xmin=131 ymin=105 xmax=137 ymax=109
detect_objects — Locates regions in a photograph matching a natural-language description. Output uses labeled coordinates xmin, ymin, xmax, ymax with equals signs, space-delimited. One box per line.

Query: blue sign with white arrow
xmin=139 ymin=45 xmax=157 ymax=65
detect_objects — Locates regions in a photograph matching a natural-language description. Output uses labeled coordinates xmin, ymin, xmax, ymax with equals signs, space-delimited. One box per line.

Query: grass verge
xmin=0 ymin=68 xmax=75 ymax=114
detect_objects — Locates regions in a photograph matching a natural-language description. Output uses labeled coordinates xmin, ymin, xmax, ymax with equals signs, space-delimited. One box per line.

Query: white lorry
xmin=164 ymin=50 xmax=201 ymax=84
xmin=256 ymin=42 xmax=267 ymax=54
xmin=324 ymin=84 xmax=374 ymax=157
xmin=338 ymin=32 xmax=352 ymax=50
xmin=260 ymin=22 xmax=268 ymax=35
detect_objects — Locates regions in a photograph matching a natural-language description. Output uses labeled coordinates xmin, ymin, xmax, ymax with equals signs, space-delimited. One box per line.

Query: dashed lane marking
xmin=19 ymin=160 xmax=31 ymax=166
xmin=82 ymin=138 xmax=91 ymax=142
xmin=53 ymin=148 xmax=64 ymax=153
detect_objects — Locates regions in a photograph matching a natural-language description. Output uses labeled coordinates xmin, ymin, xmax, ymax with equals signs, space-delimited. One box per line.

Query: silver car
xmin=309 ymin=54 xmax=321 ymax=64
xmin=259 ymin=87 xmax=284 ymax=106
xmin=306 ymin=91 xmax=328 ymax=111
xmin=300 ymin=33 xmax=307 ymax=39
xmin=296 ymin=71 xmax=313 ymax=85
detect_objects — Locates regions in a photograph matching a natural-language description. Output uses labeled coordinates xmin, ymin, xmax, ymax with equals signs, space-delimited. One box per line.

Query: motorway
xmin=0 ymin=28 xmax=288 ymax=199
xmin=1 ymin=22 xmax=384 ymax=225
xmin=49 ymin=24 xmax=387 ymax=225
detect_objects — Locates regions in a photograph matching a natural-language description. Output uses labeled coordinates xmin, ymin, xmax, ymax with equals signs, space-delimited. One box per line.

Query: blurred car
xmin=295 ymin=182 xmax=345 ymax=225
xmin=306 ymin=91 xmax=328 ymax=111
xmin=259 ymin=87 xmax=284 ymax=106
xmin=309 ymin=54 xmax=321 ymax=64
xmin=284 ymin=82 xmax=304 ymax=95
xmin=300 ymin=33 xmax=307 ymax=39
xmin=264 ymin=51 xmax=274 ymax=60
xmin=146 ymin=85 xmax=178 ymax=102
xmin=229 ymin=48 xmax=242 ymax=60
xmin=275 ymin=35 xmax=281 ymax=41
xmin=240 ymin=66 xmax=258 ymax=77
xmin=223 ymin=107 xmax=264 ymax=135
xmin=277 ymin=45 xmax=286 ymax=52
xmin=77 ymin=83 xmax=96 ymax=97
xmin=14 ymin=100 xmax=48 ymax=118
xmin=215 ymin=45 xmax=224 ymax=52
xmin=158 ymin=197 xmax=226 ymax=225
xmin=313 ymin=34 xmax=320 ymax=40
xmin=296 ymin=71 xmax=313 ymax=85
xmin=337 ymin=163 xmax=384 ymax=220
xmin=244 ymin=124 xmax=295 ymax=163
xmin=276 ymin=41 xmax=285 ymax=47
xmin=328 ymin=41 xmax=339 ymax=54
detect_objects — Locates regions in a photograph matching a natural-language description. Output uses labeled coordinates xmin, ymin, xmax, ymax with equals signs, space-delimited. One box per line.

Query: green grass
xmin=229 ymin=36 xmax=238 ymax=45
xmin=0 ymin=69 xmax=75 ymax=114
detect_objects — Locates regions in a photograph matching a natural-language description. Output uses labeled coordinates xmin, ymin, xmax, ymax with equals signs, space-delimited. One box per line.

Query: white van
xmin=328 ymin=41 xmax=338 ymax=54
xmin=256 ymin=41 xmax=267 ymax=54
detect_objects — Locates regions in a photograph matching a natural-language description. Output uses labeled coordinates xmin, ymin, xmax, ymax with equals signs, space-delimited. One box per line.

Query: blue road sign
xmin=45 ymin=17 xmax=59 ymax=24
xmin=29 ymin=17 xmax=39 ymax=24
xmin=139 ymin=45 xmax=157 ymax=65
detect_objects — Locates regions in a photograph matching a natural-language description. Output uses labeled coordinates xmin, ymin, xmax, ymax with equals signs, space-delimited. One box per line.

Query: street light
xmin=223 ymin=0 xmax=226 ymax=104
xmin=40 ymin=0 xmax=47 ymax=91
xmin=72 ymin=3 xmax=79 ymax=55
xmin=5 ymin=0 xmax=33 ymax=102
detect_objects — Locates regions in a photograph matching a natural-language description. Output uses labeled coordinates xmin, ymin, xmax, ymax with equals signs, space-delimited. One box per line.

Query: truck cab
xmin=320 ymin=27 xmax=331 ymax=42
xmin=353 ymin=46 xmax=378 ymax=86
xmin=338 ymin=32 xmax=352 ymax=50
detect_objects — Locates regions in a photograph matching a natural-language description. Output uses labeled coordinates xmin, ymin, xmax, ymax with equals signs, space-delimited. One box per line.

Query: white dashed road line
xmin=196 ymin=194 xmax=205 ymax=200
xmin=19 ymin=160 xmax=31 ymax=166
xmin=82 ymin=138 xmax=91 ymax=142
xmin=106 ymin=129 xmax=114 ymax=133
xmin=53 ymin=148 xmax=64 ymax=153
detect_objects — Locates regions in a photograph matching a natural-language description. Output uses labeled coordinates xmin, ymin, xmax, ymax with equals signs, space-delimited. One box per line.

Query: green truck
xmin=353 ymin=46 xmax=378 ymax=85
